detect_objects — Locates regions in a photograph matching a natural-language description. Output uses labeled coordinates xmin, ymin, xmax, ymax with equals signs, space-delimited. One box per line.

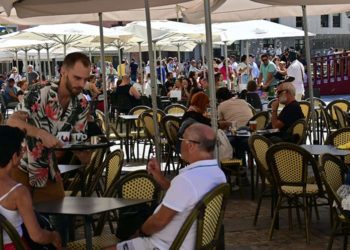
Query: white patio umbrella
xmin=183 ymin=0 xmax=350 ymax=23
xmin=0 ymin=0 xmax=198 ymax=161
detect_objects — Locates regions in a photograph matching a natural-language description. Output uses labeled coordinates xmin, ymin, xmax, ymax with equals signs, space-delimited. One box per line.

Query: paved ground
xmin=224 ymin=183 xmax=342 ymax=250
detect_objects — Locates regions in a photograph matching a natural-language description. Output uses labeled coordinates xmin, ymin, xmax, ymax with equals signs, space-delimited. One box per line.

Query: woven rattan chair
xmin=161 ymin=115 xmax=182 ymax=175
xmin=164 ymin=103 xmax=187 ymax=115
xmin=319 ymin=153 xmax=349 ymax=250
xmin=334 ymin=105 xmax=348 ymax=129
xmin=325 ymin=127 xmax=350 ymax=165
xmin=299 ymin=101 xmax=311 ymax=123
xmin=95 ymin=109 xmax=120 ymax=141
xmin=286 ymin=118 xmax=308 ymax=145
xmin=248 ymin=134 xmax=274 ymax=226
xmin=67 ymin=170 xmax=161 ymax=250
xmin=247 ymin=103 xmax=257 ymax=116
xmin=267 ymin=143 xmax=324 ymax=243
xmin=169 ymin=183 xmax=230 ymax=250
xmin=247 ymin=111 xmax=270 ymax=130
xmin=0 ymin=214 xmax=25 ymax=250
xmin=326 ymin=99 xmax=350 ymax=129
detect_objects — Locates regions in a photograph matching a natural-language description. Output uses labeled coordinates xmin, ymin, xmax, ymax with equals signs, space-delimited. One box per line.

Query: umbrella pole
xmin=24 ymin=49 xmax=28 ymax=75
xmin=15 ymin=49 xmax=18 ymax=69
xmin=37 ymin=47 xmax=42 ymax=75
xmin=46 ymin=45 xmax=51 ymax=80
xmin=99 ymin=12 xmax=110 ymax=139
xmin=204 ymin=0 xmax=218 ymax=158
xmin=145 ymin=0 xmax=161 ymax=161
xmin=224 ymin=41 xmax=230 ymax=89
xmin=63 ymin=35 xmax=67 ymax=57
xmin=302 ymin=5 xmax=317 ymax=144
xmin=138 ymin=41 xmax=144 ymax=94
xmin=201 ymin=42 xmax=205 ymax=72
xmin=177 ymin=44 xmax=180 ymax=63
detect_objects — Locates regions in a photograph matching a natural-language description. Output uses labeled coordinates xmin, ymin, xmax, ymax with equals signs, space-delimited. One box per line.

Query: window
xmin=333 ymin=13 xmax=341 ymax=27
xmin=321 ymin=15 xmax=329 ymax=27
xmin=296 ymin=17 xmax=303 ymax=28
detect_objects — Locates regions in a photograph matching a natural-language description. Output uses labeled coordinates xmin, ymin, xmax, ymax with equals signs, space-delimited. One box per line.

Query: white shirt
xmin=150 ymin=159 xmax=226 ymax=250
xmin=287 ymin=59 xmax=305 ymax=95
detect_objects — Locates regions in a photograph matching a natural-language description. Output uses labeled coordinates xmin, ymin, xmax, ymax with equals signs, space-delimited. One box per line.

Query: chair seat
xmin=67 ymin=233 xmax=119 ymax=250
xmin=220 ymin=159 xmax=243 ymax=166
xmin=281 ymin=184 xmax=319 ymax=195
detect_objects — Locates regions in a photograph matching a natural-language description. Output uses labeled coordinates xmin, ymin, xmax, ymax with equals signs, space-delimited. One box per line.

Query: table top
xmin=35 ymin=197 xmax=151 ymax=216
xmin=119 ymin=114 xmax=139 ymax=120
xmin=58 ymin=164 xmax=83 ymax=174
xmin=54 ymin=141 xmax=114 ymax=151
xmin=301 ymin=144 xmax=350 ymax=156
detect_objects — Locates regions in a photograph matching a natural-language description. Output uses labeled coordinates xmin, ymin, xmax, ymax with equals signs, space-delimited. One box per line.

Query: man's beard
xmin=279 ymin=95 xmax=287 ymax=104
xmin=65 ymin=75 xmax=82 ymax=96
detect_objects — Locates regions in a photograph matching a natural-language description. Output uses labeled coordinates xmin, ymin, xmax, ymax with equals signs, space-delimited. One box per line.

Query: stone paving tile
xmin=224 ymin=188 xmax=343 ymax=250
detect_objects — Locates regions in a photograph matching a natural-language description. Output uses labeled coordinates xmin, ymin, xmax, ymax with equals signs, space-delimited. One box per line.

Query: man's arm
xmin=140 ymin=205 xmax=177 ymax=236
xmin=270 ymin=100 xmax=284 ymax=129
xmin=147 ymin=158 xmax=170 ymax=190
xmin=7 ymin=111 xmax=62 ymax=148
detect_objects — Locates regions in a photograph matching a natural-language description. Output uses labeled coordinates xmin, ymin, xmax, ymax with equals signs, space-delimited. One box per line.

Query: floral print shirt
xmin=15 ymin=82 xmax=89 ymax=187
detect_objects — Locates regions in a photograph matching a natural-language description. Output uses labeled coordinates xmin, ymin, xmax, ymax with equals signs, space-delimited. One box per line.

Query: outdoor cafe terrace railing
xmin=311 ymin=51 xmax=350 ymax=95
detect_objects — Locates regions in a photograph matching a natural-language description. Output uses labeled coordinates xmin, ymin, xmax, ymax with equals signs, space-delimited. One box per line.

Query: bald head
xmin=185 ymin=123 xmax=216 ymax=153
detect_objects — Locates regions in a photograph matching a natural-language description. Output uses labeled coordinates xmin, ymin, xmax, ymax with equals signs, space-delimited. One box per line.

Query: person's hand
xmin=147 ymin=158 xmax=161 ymax=176
xmin=271 ymin=99 xmax=280 ymax=111
xmin=51 ymin=231 xmax=62 ymax=249
xmin=37 ymin=130 xmax=63 ymax=149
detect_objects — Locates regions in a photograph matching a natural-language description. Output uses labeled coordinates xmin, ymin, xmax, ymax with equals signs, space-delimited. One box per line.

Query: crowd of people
xmin=0 ymin=47 xmax=310 ymax=249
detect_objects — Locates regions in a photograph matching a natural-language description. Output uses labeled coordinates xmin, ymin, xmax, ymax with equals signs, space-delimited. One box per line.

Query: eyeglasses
xmin=179 ymin=137 xmax=200 ymax=144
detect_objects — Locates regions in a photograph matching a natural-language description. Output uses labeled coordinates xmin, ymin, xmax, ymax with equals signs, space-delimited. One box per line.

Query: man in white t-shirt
xmin=287 ymin=51 xmax=305 ymax=101
xmin=104 ymin=123 xmax=226 ymax=250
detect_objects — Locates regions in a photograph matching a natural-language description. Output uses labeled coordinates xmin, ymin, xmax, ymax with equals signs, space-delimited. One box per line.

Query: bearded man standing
xmin=7 ymin=52 xmax=91 ymax=203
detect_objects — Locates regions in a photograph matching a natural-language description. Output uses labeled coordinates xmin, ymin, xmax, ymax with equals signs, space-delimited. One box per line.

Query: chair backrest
xmin=319 ymin=153 xmax=348 ymax=217
xmin=334 ymin=105 xmax=348 ymax=129
xmin=248 ymin=134 xmax=274 ymax=185
xmin=113 ymin=170 xmax=161 ymax=203
xmin=305 ymin=97 xmax=326 ymax=108
xmin=298 ymin=101 xmax=311 ymax=123
xmin=247 ymin=111 xmax=270 ymax=130
xmin=267 ymin=98 xmax=276 ymax=108
xmin=142 ymin=108 xmax=165 ymax=123
xmin=140 ymin=112 xmax=158 ymax=140
xmin=326 ymin=127 xmax=350 ymax=165
xmin=103 ymin=149 xmax=124 ymax=195
xmin=326 ymin=99 xmax=350 ymax=127
xmin=319 ymin=105 xmax=332 ymax=136
xmin=0 ymin=214 xmax=25 ymax=250
xmin=247 ymin=103 xmax=257 ymax=116
xmin=170 ymin=183 xmax=230 ymax=250
xmin=128 ymin=105 xmax=150 ymax=128
xmin=286 ymin=118 xmax=308 ymax=145
xmin=161 ymin=115 xmax=181 ymax=150
xmin=95 ymin=109 xmax=106 ymax=134
xmin=164 ymin=104 xmax=187 ymax=115
xmin=267 ymin=143 xmax=323 ymax=195
xmin=325 ymin=127 xmax=350 ymax=146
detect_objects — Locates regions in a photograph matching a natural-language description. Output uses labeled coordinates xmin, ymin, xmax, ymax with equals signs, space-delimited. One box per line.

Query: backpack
xmin=217 ymin=129 xmax=233 ymax=160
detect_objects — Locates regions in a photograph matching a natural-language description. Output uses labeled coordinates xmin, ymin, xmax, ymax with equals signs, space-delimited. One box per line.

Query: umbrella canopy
xmin=0 ymin=0 xmax=191 ymax=17
xmin=0 ymin=38 xmax=54 ymax=50
xmin=124 ymin=40 xmax=197 ymax=52
xmin=215 ymin=20 xmax=314 ymax=43
xmin=183 ymin=0 xmax=350 ymax=23
xmin=2 ymin=23 xmax=116 ymax=45
xmin=254 ymin=0 xmax=349 ymax=4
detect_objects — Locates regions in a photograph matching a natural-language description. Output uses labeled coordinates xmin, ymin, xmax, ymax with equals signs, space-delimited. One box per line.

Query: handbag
xmin=21 ymin=211 xmax=56 ymax=250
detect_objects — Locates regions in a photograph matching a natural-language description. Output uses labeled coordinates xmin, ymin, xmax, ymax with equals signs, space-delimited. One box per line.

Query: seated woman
xmin=181 ymin=91 xmax=211 ymax=127
xmin=244 ymin=80 xmax=263 ymax=111
xmin=0 ymin=126 xmax=61 ymax=249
